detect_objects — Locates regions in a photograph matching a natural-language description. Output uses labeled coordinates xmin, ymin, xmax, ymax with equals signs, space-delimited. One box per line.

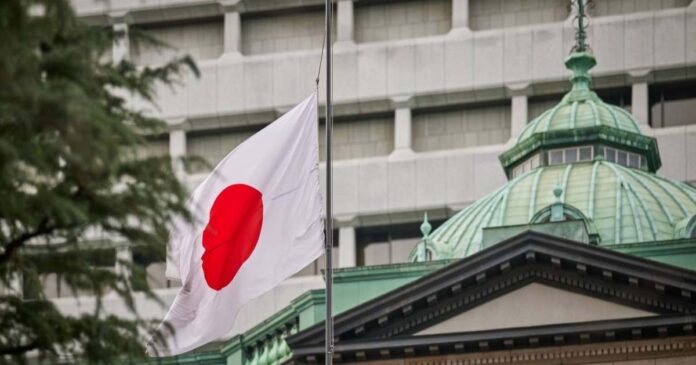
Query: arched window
xmin=530 ymin=203 xmax=600 ymax=245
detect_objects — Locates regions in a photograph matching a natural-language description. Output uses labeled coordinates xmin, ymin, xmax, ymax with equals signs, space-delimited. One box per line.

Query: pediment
xmin=415 ymin=283 xmax=657 ymax=335
xmin=288 ymin=231 xmax=696 ymax=353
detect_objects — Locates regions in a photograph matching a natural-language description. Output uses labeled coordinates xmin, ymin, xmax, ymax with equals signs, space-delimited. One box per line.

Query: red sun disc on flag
xmin=201 ymin=184 xmax=263 ymax=291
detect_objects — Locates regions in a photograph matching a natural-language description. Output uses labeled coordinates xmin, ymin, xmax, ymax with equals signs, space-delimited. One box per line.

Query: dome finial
xmin=413 ymin=212 xmax=433 ymax=262
xmin=420 ymin=212 xmax=432 ymax=238
xmin=551 ymin=182 xmax=566 ymax=222
xmin=565 ymin=0 xmax=596 ymax=93
xmin=573 ymin=0 xmax=589 ymax=53
xmin=553 ymin=184 xmax=563 ymax=202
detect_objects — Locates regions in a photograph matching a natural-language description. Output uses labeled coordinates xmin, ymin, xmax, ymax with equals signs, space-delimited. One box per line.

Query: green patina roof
xmin=413 ymin=161 xmax=696 ymax=260
xmin=516 ymin=54 xmax=642 ymax=144
xmin=412 ymin=2 xmax=696 ymax=261
xmin=499 ymin=51 xmax=662 ymax=175
xmin=516 ymin=88 xmax=641 ymax=142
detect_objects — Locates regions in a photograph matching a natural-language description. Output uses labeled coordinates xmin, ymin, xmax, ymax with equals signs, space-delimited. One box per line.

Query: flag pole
xmin=324 ymin=0 xmax=334 ymax=364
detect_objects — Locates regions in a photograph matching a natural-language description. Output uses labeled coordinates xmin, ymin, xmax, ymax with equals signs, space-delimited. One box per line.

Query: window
xmin=566 ymin=149 xmax=578 ymax=163
xmin=602 ymin=147 xmax=644 ymax=169
xmin=628 ymin=154 xmax=640 ymax=168
xmin=617 ymin=151 xmax=627 ymax=166
xmin=512 ymin=153 xmax=541 ymax=178
xmin=547 ymin=146 xmax=594 ymax=166
xmin=549 ymin=150 xmax=563 ymax=165
xmin=650 ymin=80 xmax=696 ymax=128
xmin=33 ymin=249 xmax=117 ymax=298
xmin=356 ymin=221 xmax=444 ymax=266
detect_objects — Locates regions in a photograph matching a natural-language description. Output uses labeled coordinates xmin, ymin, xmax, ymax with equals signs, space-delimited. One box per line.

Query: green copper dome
xmin=516 ymin=84 xmax=642 ymax=143
xmin=410 ymin=1 xmax=696 ymax=262
xmin=411 ymin=161 xmax=696 ymax=260
xmin=499 ymin=51 xmax=662 ymax=176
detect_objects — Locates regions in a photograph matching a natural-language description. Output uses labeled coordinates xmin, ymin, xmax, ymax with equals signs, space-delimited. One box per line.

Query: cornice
xmin=288 ymin=231 xmax=696 ymax=350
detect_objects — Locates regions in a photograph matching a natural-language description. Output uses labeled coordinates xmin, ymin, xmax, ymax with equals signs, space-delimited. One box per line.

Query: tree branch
xmin=0 ymin=219 xmax=53 ymax=265
xmin=0 ymin=341 xmax=39 ymax=356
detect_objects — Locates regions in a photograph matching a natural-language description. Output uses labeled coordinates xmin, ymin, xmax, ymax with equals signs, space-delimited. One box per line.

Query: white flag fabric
xmin=148 ymin=93 xmax=324 ymax=356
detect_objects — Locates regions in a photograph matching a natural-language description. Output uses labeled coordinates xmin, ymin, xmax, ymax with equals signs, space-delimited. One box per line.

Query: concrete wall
xmin=131 ymin=7 xmax=696 ymax=121
xmin=241 ymin=10 xmax=325 ymax=55
xmin=591 ymin=0 xmax=692 ymax=17
xmin=354 ymin=0 xmax=451 ymax=43
xmin=413 ymin=104 xmax=511 ymax=152
xmin=137 ymin=138 xmax=169 ymax=159
xmin=187 ymin=129 xmax=258 ymax=171
xmin=130 ymin=20 xmax=223 ymax=65
xmin=319 ymin=117 xmax=394 ymax=160
xmin=469 ymin=0 xmax=568 ymax=31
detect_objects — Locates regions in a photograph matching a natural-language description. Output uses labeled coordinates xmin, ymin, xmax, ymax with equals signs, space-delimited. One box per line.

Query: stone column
xmin=223 ymin=11 xmax=242 ymax=55
xmin=338 ymin=226 xmax=356 ymax=268
xmin=507 ymin=83 xmax=530 ymax=139
xmin=169 ymin=126 xmax=187 ymax=177
xmin=630 ymin=70 xmax=651 ymax=128
xmin=452 ymin=0 xmax=470 ymax=30
xmin=390 ymin=96 xmax=414 ymax=159
xmin=336 ymin=0 xmax=354 ymax=43
xmin=112 ymin=22 xmax=129 ymax=63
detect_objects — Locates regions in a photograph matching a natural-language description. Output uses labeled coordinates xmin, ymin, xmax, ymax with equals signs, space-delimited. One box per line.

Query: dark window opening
xmin=649 ymin=80 xmax=696 ymax=128
xmin=356 ymin=220 xmax=445 ymax=266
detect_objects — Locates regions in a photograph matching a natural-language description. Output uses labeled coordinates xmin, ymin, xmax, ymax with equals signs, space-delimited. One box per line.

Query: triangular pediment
xmin=288 ymin=231 xmax=696 ymax=355
xmin=415 ymin=283 xmax=657 ymax=335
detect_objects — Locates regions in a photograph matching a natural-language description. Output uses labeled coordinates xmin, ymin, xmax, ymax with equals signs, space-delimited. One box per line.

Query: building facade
xmin=46 ymin=0 xmax=696 ymax=363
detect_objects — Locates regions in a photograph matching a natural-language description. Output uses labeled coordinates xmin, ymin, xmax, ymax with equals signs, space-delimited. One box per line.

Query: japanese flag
xmin=148 ymin=93 xmax=324 ymax=356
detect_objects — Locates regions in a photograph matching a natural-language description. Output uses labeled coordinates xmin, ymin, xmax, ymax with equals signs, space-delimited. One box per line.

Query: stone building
xmin=50 ymin=0 xmax=696 ymax=363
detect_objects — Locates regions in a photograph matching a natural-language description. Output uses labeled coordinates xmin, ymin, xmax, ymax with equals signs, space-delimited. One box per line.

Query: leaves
xmin=0 ymin=0 xmax=197 ymax=363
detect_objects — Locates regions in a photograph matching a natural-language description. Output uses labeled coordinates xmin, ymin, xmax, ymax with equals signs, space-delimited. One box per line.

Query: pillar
xmin=507 ymin=83 xmax=530 ymax=139
xmin=452 ymin=0 xmax=470 ymax=30
xmin=630 ymin=70 xmax=651 ymax=128
xmin=223 ymin=10 xmax=242 ymax=55
xmin=112 ymin=22 xmax=129 ymax=63
xmin=337 ymin=0 xmax=354 ymax=43
xmin=338 ymin=226 xmax=356 ymax=268
xmin=169 ymin=127 xmax=187 ymax=177
xmin=390 ymin=96 xmax=414 ymax=159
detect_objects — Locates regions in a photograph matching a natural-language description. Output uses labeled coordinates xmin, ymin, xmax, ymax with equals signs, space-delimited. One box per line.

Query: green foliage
xmin=0 ymin=0 xmax=198 ymax=363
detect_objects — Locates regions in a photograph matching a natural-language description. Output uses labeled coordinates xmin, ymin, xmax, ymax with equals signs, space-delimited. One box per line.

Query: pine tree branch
xmin=0 ymin=341 xmax=39 ymax=356
xmin=0 ymin=219 xmax=52 ymax=265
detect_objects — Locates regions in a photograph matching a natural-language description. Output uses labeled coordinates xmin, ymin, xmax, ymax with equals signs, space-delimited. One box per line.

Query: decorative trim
xmin=288 ymin=232 xmax=696 ymax=351
xmin=399 ymin=336 xmax=696 ymax=365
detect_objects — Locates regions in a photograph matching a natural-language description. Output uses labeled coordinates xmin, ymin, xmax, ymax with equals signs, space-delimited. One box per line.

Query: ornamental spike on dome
xmin=412 ymin=212 xmax=433 ymax=263
xmin=573 ymin=0 xmax=590 ymax=53
xmin=420 ymin=212 xmax=432 ymax=238
xmin=565 ymin=0 xmax=597 ymax=96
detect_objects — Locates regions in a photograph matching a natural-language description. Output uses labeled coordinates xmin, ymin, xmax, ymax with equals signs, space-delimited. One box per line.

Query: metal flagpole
xmin=324 ymin=0 xmax=334 ymax=364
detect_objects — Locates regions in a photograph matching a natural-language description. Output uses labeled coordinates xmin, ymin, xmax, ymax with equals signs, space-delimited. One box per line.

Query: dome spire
xmin=574 ymin=0 xmax=589 ymax=53
xmin=565 ymin=0 xmax=596 ymax=94
xmin=414 ymin=212 xmax=432 ymax=262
